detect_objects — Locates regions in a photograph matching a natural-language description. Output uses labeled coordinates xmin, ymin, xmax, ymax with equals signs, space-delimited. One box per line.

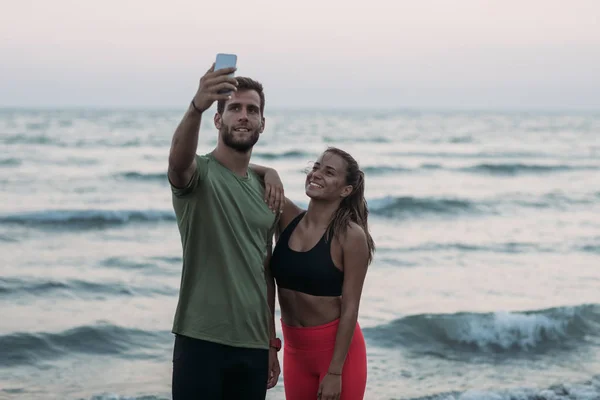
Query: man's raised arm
xmin=168 ymin=64 xmax=237 ymax=188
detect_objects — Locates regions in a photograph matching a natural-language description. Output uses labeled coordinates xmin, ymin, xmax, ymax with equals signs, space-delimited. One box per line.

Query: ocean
xmin=1 ymin=108 xmax=599 ymax=400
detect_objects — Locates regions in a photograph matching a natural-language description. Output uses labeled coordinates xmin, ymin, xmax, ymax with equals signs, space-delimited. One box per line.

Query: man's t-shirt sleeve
xmin=169 ymin=154 xmax=209 ymax=197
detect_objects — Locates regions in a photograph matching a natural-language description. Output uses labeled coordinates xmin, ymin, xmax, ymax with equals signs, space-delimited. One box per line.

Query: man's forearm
xmin=264 ymin=251 xmax=277 ymax=339
xmin=169 ymin=105 xmax=202 ymax=172
xmin=267 ymin=278 xmax=276 ymax=339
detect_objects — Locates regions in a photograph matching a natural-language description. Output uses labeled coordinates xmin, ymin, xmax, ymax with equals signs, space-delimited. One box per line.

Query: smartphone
xmin=215 ymin=53 xmax=237 ymax=94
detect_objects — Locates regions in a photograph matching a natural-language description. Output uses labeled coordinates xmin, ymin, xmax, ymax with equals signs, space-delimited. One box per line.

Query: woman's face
xmin=305 ymin=152 xmax=352 ymax=201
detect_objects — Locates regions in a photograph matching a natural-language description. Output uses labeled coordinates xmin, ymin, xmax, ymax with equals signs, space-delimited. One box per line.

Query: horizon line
xmin=1 ymin=105 xmax=599 ymax=113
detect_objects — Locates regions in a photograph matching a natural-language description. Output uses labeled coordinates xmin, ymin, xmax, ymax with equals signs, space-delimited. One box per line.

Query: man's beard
xmin=220 ymin=123 xmax=260 ymax=153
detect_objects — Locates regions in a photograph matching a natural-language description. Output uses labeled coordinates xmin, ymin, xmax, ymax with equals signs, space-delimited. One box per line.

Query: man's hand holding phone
xmin=192 ymin=64 xmax=238 ymax=114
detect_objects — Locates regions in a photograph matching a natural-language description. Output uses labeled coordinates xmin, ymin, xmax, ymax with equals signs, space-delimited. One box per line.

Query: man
xmin=167 ymin=63 xmax=282 ymax=399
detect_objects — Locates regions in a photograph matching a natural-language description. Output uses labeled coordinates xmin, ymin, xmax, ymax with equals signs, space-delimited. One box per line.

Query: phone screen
xmin=215 ymin=53 xmax=237 ymax=73
xmin=215 ymin=53 xmax=237 ymax=95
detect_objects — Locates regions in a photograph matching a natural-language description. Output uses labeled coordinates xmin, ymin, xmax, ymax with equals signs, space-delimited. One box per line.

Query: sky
xmin=1 ymin=0 xmax=599 ymax=109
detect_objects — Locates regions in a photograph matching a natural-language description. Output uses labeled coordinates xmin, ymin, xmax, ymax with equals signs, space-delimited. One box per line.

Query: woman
xmin=255 ymin=146 xmax=375 ymax=400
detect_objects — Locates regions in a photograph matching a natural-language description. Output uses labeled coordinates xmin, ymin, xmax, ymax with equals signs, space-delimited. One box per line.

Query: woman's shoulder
xmin=278 ymin=198 xmax=305 ymax=233
xmin=341 ymin=221 xmax=367 ymax=247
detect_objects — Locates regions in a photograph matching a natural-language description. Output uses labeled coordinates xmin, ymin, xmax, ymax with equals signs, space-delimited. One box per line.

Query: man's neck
xmin=212 ymin=143 xmax=252 ymax=177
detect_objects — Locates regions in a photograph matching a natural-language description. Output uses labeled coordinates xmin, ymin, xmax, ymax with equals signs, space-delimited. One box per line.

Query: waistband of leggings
xmin=281 ymin=318 xmax=342 ymax=350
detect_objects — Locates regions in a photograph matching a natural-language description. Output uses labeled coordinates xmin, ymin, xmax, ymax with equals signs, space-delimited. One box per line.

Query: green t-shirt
xmin=170 ymin=153 xmax=276 ymax=349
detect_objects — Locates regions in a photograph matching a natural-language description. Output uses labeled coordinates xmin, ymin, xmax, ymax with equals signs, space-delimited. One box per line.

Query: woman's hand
xmin=317 ymin=372 xmax=342 ymax=400
xmin=264 ymin=168 xmax=285 ymax=213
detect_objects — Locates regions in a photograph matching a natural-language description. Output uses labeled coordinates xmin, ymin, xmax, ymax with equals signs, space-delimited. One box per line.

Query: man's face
xmin=215 ymin=90 xmax=265 ymax=153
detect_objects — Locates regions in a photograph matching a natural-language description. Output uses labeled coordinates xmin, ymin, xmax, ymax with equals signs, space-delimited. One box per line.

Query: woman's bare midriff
xmin=278 ymin=287 xmax=342 ymax=327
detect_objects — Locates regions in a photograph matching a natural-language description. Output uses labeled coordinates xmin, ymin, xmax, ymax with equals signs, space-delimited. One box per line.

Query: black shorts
xmin=172 ymin=334 xmax=269 ymax=400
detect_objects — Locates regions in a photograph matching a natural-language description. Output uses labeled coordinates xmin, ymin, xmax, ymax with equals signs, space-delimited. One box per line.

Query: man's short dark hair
xmin=217 ymin=77 xmax=265 ymax=116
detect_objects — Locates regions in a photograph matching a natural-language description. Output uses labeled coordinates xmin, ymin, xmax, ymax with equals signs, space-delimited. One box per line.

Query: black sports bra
xmin=270 ymin=212 xmax=344 ymax=297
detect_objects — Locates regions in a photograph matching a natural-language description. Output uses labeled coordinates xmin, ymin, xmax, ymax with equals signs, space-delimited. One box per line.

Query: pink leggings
xmin=281 ymin=318 xmax=367 ymax=400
